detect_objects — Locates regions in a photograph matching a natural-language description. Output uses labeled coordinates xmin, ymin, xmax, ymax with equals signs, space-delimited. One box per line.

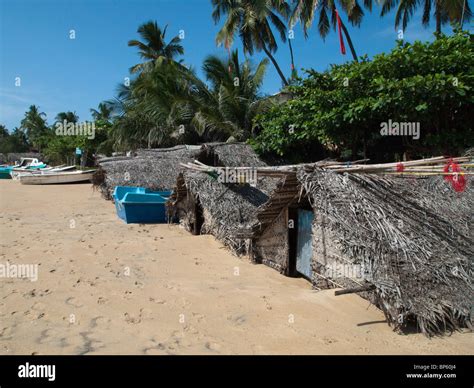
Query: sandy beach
xmin=0 ymin=180 xmax=472 ymax=355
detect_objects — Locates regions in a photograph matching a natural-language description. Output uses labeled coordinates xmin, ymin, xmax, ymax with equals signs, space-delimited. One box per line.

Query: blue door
xmin=296 ymin=209 xmax=314 ymax=278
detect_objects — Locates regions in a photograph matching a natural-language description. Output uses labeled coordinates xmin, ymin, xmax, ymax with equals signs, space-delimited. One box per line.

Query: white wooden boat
xmin=11 ymin=165 xmax=76 ymax=180
xmin=19 ymin=170 xmax=96 ymax=185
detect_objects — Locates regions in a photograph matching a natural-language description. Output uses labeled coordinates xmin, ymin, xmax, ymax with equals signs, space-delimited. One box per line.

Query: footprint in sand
xmin=37 ymin=329 xmax=58 ymax=345
xmin=192 ymin=312 xmax=206 ymax=323
xmin=124 ymin=312 xmax=141 ymax=324
xmin=77 ymin=332 xmax=105 ymax=355
xmin=205 ymin=341 xmax=221 ymax=352
xmin=31 ymin=302 xmax=46 ymax=311
xmin=140 ymin=308 xmax=153 ymax=320
xmin=66 ymin=297 xmax=83 ymax=308
xmin=2 ymin=290 xmax=18 ymax=300
xmin=151 ymin=333 xmax=189 ymax=355
xmin=183 ymin=325 xmax=199 ymax=335
xmin=148 ymin=297 xmax=166 ymax=305
xmin=143 ymin=338 xmax=167 ymax=355
xmin=23 ymin=289 xmax=37 ymax=298
xmin=261 ymin=296 xmax=273 ymax=311
xmin=227 ymin=314 xmax=246 ymax=326
xmin=90 ymin=316 xmax=111 ymax=329
xmin=72 ymin=278 xmax=84 ymax=288
xmin=322 ymin=336 xmax=338 ymax=345
xmin=0 ymin=325 xmax=15 ymax=340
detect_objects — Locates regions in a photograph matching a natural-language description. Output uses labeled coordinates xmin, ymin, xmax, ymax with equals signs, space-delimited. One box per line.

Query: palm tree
xmin=55 ymin=111 xmax=78 ymax=124
xmin=128 ymin=21 xmax=184 ymax=74
xmin=0 ymin=124 xmax=8 ymax=138
xmin=211 ymin=0 xmax=291 ymax=86
xmin=379 ymin=0 xmax=472 ymax=34
xmin=20 ymin=105 xmax=49 ymax=151
xmin=191 ymin=50 xmax=271 ymax=140
xmin=110 ymin=51 xmax=270 ymax=147
xmin=90 ymin=102 xmax=113 ymax=121
xmin=289 ymin=0 xmax=373 ymax=62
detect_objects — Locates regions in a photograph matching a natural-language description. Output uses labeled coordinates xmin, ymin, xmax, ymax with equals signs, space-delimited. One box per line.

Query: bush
xmin=252 ymin=30 xmax=474 ymax=162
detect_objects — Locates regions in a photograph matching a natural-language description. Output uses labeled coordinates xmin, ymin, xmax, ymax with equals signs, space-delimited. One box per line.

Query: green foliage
xmin=128 ymin=20 xmax=184 ymax=74
xmin=211 ymin=0 xmax=290 ymax=85
xmin=0 ymin=126 xmax=29 ymax=154
xmin=252 ymin=31 xmax=474 ymax=162
xmin=379 ymin=0 xmax=472 ymax=33
xmin=20 ymin=105 xmax=49 ymax=151
xmin=42 ymin=118 xmax=114 ymax=164
xmin=110 ymin=50 xmax=271 ymax=149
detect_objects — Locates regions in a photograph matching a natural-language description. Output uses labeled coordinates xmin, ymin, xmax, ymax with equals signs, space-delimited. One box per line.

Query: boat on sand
xmin=113 ymin=186 xmax=171 ymax=224
xmin=0 ymin=158 xmax=48 ymax=179
xmin=19 ymin=170 xmax=96 ymax=185
xmin=11 ymin=165 xmax=76 ymax=180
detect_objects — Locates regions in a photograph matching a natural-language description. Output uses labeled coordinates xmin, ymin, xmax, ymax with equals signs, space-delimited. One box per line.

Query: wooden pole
xmin=335 ymin=284 xmax=376 ymax=296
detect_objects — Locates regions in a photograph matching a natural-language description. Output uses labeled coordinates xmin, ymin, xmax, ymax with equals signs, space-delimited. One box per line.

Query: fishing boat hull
xmin=0 ymin=167 xmax=13 ymax=179
xmin=11 ymin=165 xmax=76 ymax=180
xmin=19 ymin=170 xmax=95 ymax=185
xmin=113 ymin=186 xmax=171 ymax=224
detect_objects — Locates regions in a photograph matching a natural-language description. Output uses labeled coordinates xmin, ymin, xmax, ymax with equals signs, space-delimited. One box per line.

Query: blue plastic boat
xmin=113 ymin=186 xmax=171 ymax=224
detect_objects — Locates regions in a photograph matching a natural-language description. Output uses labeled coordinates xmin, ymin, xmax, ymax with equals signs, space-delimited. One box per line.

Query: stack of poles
xmin=180 ymin=156 xmax=474 ymax=177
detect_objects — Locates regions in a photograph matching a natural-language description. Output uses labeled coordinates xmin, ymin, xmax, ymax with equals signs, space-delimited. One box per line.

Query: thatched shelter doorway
xmin=295 ymin=209 xmax=314 ymax=279
xmin=193 ymin=199 xmax=204 ymax=236
xmin=288 ymin=205 xmax=314 ymax=280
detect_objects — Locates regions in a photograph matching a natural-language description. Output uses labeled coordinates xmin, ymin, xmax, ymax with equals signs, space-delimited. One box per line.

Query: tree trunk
xmin=339 ymin=21 xmax=359 ymax=62
xmin=435 ymin=4 xmax=442 ymax=35
xmin=288 ymin=38 xmax=296 ymax=79
xmin=461 ymin=0 xmax=467 ymax=27
xmin=335 ymin=285 xmax=375 ymax=296
xmin=261 ymin=42 xmax=289 ymax=87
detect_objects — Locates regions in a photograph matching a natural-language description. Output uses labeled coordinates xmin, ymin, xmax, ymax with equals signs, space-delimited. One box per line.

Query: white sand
xmin=0 ymin=180 xmax=472 ymax=355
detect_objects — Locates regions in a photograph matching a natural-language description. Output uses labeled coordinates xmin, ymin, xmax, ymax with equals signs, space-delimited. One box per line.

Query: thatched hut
xmin=92 ymin=143 xmax=264 ymax=200
xmin=197 ymin=142 xmax=267 ymax=168
xmin=168 ymin=171 xmax=279 ymax=254
xmin=167 ymin=142 xmax=278 ymax=253
xmin=176 ymin=156 xmax=472 ymax=335
xmin=250 ymin=168 xmax=473 ymax=336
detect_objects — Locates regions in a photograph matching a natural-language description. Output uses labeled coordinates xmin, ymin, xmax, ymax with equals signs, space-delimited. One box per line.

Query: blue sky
xmin=0 ymin=0 xmax=468 ymax=130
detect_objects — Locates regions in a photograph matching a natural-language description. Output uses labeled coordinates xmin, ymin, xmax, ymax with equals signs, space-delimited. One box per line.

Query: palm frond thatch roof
xmin=199 ymin=142 xmax=267 ymax=167
xmin=169 ymin=170 xmax=279 ymax=254
xmin=92 ymin=145 xmax=202 ymax=199
xmin=180 ymin=157 xmax=473 ymax=336
xmin=297 ymin=169 xmax=473 ymax=336
xmin=92 ymin=143 xmax=264 ymax=200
